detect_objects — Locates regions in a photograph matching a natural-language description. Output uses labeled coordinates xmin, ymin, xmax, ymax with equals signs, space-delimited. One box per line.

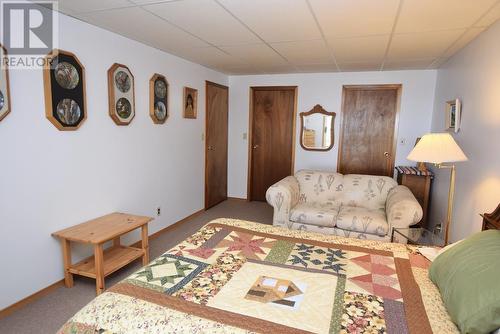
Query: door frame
xmin=337 ymin=84 xmax=402 ymax=176
xmin=205 ymin=80 xmax=229 ymax=210
xmin=247 ymin=86 xmax=298 ymax=201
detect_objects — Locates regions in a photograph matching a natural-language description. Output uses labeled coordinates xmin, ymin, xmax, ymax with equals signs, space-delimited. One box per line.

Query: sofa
xmin=265 ymin=170 xmax=423 ymax=241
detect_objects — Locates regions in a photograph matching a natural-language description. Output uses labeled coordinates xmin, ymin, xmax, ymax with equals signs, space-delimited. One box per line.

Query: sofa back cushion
xmin=339 ymin=174 xmax=397 ymax=210
xmin=295 ymin=170 xmax=344 ymax=206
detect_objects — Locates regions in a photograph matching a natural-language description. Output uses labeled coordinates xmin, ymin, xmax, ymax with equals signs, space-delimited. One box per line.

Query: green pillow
xmin=429 ymin=230 xmax=500 ymax=334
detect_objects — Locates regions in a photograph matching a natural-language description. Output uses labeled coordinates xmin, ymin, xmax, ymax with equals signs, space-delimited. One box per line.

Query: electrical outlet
xmin=157 ymin=207 xmax=161 ymax=216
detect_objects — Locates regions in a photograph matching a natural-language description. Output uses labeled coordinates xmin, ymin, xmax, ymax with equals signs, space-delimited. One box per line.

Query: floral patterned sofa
xmin=265 ymin=170 xmax=423 ymax=241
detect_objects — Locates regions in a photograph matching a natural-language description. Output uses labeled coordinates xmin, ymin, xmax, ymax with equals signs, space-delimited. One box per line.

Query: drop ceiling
xmin=50 ymin=0 xmax=500 ymax=75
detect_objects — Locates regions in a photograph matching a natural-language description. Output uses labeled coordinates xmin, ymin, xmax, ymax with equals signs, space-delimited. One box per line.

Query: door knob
xmin=253 ymin=144 xmax=259 ymax=149
xmin=384 ymin=151 xmax=390 ymax=157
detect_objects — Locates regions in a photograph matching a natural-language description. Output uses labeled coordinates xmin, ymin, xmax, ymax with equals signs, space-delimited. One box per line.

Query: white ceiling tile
xmin=337 ymin=62 xmax=382 ymax=71
xmin=475 ymin=2 xmax=500 ymax=27
xmin=309 ymin=0 xmax=400 ymax=38
xmin=443 ymin=27 xmax=486 ymax=57
xmin=144 ymin=0 xmax=259 ymax=46
xmin=296 ymin=63 xmax=338 ymax=73
xmin=175 ymin=47 xmax=248 ymax=68
xmin=270 ymin=40 xmax=333 ymax=64
xmin=388 ymin=29 xmax=465 ymax=60
xmin=57 ymin=0 xmax=133 ymax=14
xmin=218 ymin=0 xmax=322 ymax=42
xmin=329 ymin=35 xmax=390 ymax=62
xmin=395 ymin=0 xmax=497 ymax=33
xmin=77 ymin=7 xmax=209 ymax=51
xmin=257 ymin=64 xmax=298 ymax=74
xmin=383 ymin=58 xmax=436 ymax=70
xmin=220 ymin=44 xmax=287 ymax=66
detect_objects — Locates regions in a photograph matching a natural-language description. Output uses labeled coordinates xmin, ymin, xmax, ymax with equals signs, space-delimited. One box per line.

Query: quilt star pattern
xmin=59 ymin=219 xmax=458 ymax=334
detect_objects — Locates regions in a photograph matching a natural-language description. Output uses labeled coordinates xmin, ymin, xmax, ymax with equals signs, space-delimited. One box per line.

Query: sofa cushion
xmin=335 ymin=206 xmax=388 ymax=236
xmin=295 ymin=170 xmax=344 ymax=206
xmin=289 ymin=202 xmax=340 ymax=227
xmin=339 ymin=174 xmax=397 ymax=210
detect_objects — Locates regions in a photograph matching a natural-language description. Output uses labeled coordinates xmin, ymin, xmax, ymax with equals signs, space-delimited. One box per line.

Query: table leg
xmin=61 ymin=239 xmax=74 ymax=288
xmin=94 ymin=244 xmax=105 ymax=295
xmin=141 ymin=224 xmax=149 ymax=266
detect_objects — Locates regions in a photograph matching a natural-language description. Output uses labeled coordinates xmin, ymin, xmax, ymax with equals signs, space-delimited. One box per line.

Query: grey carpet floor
xmin=0 ymin=199 xmax=273 ymax=334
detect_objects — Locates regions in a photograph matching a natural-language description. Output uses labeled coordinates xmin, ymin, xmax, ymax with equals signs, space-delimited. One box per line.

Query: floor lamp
xmin=407 ymin=133 xmax=468 ymax=244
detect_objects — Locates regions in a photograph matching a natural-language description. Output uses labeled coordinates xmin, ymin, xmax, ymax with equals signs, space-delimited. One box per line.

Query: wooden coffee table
xmin=52 ymin=212 xmax=153 ymax=295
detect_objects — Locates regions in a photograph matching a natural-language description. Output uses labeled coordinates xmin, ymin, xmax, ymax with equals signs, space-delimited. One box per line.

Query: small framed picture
xmin=445 ymin=98 xmax=461 ymax=133
xmin=149 ymin=73 xmax=168 ymax=124
xmin=43 ymin=49 xmax=87 ymax=130
xmin=0 ymin=44 xmax=11 ymax=122
xmin=183 ymin=87 xmax=197 ymax=119
xmin=108 ymin=63 xmax=135 ymax=125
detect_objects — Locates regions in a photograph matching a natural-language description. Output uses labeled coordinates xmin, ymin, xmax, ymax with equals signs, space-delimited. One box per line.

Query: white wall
xmin=429 ymin=20 xmax=500 ymax=242
xmin=0 ymin=13 xmax=227 ymax=309
xmin=228 ymin=71 xmax=437 ymax=198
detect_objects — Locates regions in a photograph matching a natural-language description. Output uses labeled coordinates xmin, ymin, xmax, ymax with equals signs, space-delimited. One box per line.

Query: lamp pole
xmin=437 ymin=164 xmax=456 ymax=245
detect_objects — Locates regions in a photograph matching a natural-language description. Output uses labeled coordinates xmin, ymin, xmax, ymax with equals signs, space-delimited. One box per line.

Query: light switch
xmin=243 ymin=132 xmax=247 ymax=140
xmin=201 ymin=133 xmax=205 ymax=141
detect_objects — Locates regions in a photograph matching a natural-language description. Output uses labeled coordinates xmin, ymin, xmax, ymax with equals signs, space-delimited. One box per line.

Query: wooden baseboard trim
xmin=0 ymin=208 xmax=205 ymax=319
xmin=0 ymin=279 xmax=64 ymax=320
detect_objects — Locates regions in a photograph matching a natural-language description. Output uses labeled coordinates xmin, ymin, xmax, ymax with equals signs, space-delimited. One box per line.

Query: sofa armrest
xmin=386 ymin=185 xmax=423 ymax=231
xmin=266 ymin=176 xmax=300 ymax=228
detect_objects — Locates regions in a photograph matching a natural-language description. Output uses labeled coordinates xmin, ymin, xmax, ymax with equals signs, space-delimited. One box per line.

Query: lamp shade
xmin=407 ymin=133 xmax=468 ymax=164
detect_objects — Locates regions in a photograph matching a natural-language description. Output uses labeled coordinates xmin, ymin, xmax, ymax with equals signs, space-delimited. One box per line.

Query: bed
xmin=58 ymin=218 xmax=460 ymax=334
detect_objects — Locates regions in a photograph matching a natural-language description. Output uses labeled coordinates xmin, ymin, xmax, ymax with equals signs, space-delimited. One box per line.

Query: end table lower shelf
xmin=52 ymin=212 xmax=153 ymax=295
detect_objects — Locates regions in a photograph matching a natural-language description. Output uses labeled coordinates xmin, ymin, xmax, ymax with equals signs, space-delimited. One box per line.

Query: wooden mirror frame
xmin=299 ymin=104 xmax=336 ymax=151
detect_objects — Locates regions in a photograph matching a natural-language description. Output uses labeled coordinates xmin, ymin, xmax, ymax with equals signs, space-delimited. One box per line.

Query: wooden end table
xmin=52 ymin=212 xmax=153 ymax=295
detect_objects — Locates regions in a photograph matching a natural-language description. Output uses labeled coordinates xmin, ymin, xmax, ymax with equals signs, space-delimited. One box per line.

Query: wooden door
xmin=249 ymin=87 xmax=296 ymax=201
xmin=338 ymin=85 xmax=401 ymax=176
xmin=205 ymin=81 xmax=228 ymax=209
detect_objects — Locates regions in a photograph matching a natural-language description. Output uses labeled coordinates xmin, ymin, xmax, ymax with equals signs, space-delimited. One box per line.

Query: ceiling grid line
xmin=213 ymin=0 xmax=300 ymax=73
xmin=138 ymin=4 xmax=261 ymax=74
xmin=380 ymin=0 xmax=404 ymax=71
xmin=427 ymin=0 xmax=500 ymax=69
xmin=305 ymin=0 xmax=340 ymax=72
xmin=37 ymin=0 xmax=500 ymax=74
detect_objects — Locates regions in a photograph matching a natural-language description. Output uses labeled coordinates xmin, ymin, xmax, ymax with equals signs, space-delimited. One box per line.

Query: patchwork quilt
xmin=58 ymin=219 xmax=459 ymax=334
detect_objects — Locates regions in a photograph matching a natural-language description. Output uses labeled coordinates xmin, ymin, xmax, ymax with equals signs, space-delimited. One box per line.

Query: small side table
xmin=395 ymin=166 xmax=434 ymax=228
xmin=52 ymin=212 xmax=153 ymax=295
xmin=391 ymin=227 xmax=445 ymax=247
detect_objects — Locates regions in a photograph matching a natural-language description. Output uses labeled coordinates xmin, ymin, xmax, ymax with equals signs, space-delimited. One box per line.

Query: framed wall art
xmin=0 ymin=44 xmax=11 ymax=122
xmin=108 ymin=63 xmax=135 ymax=125
xmin=183 ymin=86 xmax=197 ymax=119
xmin=149 ymin=73 xmax=168 ymax=124
xmin=445 ymin=98 xmax=461 ymax=133
xmin=43 ymin=49 xmax=86 ymax=130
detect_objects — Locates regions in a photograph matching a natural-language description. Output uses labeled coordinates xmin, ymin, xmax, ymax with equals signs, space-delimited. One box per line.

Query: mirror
xmin=300 ymin=104 xmax=336 ymax=151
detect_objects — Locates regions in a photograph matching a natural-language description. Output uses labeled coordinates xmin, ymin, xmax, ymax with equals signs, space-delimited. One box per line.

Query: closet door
xmin=338 ymin=85 xmax=401 ymax=177
xmin=205 ymin=81 xmax=228 ymax=209
xmin=248 ymin=86 xmax=297 ymax=201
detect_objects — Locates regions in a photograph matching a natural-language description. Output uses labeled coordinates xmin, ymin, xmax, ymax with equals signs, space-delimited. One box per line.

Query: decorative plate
xmin=54 ymin=61 xmax=79 ymax=90
xmin=56 ymin=98 xmax=81 ymax=126
xmin=116 ymin=97 xmax=132 ymax=119
xmin=115 ymin=71 xmax=131 ymax=93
